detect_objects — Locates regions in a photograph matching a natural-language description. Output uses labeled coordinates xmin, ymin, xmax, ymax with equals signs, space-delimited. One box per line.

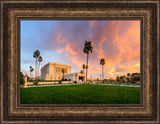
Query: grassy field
xmin=20 ymin=84 xmax=140 ymax=104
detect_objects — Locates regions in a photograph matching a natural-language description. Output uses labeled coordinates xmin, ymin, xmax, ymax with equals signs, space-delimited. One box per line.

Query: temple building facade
xmin=65 ymin=72 xmax=86 ymax=82
xmin=40 ymin=62 xmax=71 ymax=80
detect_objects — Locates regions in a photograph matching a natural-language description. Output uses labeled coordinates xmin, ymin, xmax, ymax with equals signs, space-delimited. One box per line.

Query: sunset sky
xmin=21 ymin=20 xmax=140 ymax=79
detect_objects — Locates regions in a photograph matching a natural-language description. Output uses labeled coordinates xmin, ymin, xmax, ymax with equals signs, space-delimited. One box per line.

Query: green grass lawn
xmin=20 ymin=84 xmax=140 ymax=104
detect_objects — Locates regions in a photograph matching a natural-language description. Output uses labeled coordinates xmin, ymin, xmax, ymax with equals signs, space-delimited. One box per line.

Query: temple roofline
xmin=41 ymin=62 xmax=71 ymax=70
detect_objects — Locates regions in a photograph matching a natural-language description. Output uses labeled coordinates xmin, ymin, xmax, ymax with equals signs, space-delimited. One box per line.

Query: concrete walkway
xmin=26 ymin=83 xmax=140 ymax=88
xmin=27 ymin=83 xmax=79 ymax=88
xmin=100 ymin=83 xmax=140 ymax=87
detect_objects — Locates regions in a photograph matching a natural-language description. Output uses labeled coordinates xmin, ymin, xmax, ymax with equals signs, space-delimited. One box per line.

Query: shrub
xmin=30 ymin=79 xmax=33 ymax=82
xmin=33 ymin=80 xmax=38 ymax=85
xmin=103 ymin=79 xmax=107 ymax=82
xmin=59 ymin=81 xmax=62 ymax=84
xmin=61 ymin=79 xmax=65 ymax=81
xmin=35 ymin=78 xmax=41 ymax=81
xmin=61 ymin=79 xmax=68 ymax=81
xmin=74 ymin=81 xmax=77 ymax=84
xmin=68 ymin=79 xmax=71 ymax=81
xmin=131 ymin=81 xmax=136 ymax=84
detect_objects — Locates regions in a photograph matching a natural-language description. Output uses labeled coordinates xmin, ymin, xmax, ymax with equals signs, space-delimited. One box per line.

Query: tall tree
xmin=83 ymin=41 xmax=93 ymax=82
xmin=127 ymin=73 xmax=130 ymax=82
xmin=120 ymin=76 xmax=124 ymax=83
xmin=33 ymin=50 xmax=40 ymax=79
xmin=62 ymin=68 xmax=65 ymax=80
xmin=29 ymin=66 xmax=34 ymax=79
xmin=116 ymin=76 xmax=120 ymax=82
xmin=126 ymin=77 xmax=129 ymax=82
xmin=38 ymin=56 xmax=43 ymax=78
xmin=31 ymin=67 xmax=34 ymax=79
xmin=100 ymin=58 xmax=105 ymax=81
xmin=80 ymin=70 xmax=84 ymax=74
xmin=127 ymin=73 xmax=130 ymax=77
xmin=82 ymin=64 xmax=86 ymax=81
xmin=82 ymin=64 xmax=86 ymax=74
xmin=29 ymin=66 xmax=32 ymax=78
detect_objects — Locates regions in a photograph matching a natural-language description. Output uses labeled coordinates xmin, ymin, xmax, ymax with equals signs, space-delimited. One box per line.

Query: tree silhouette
xmin=33 ymin=50 xmax=40 ymax=79
xmin=100 ymin=58 xmax=105 ymax=81
xmin=82 ymin=64 xmax=86 ymax=74
xmin=120 ymin=76 xmax=124 ymax=83
xmin=38 ymin=56 xmax=43 ymax=78
xmin=83 ymin=41 xmax=93 ymax=82
xmin=62 ymin=68 xmax=65 ymax=80
xmin=29 ymin=66 xmax=34 ymax=79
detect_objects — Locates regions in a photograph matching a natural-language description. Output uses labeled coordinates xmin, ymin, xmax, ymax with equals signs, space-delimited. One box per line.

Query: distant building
xmin=40 ymin=62 xmax=71 ymax=80
xmin=65 ymin=72 xmax=86 ymax=82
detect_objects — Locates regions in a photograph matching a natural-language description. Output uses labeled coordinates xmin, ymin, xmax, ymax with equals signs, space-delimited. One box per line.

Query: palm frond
xmin=83 ymin=41 xmax=93 ymax=54
xmin=33 ymin=50 xmax=40 ymax=58
xmin=38 ymin=56 xmax=43 ymax=62
xmin=100 ymin=58 xmax=105 ymax=65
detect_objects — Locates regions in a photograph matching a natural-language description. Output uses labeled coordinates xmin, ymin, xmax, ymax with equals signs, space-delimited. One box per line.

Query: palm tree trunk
xmin=102 ymin=65 xmax=104 ymax=80
xmin=35 ymin=58 xmax=38 ymax=79
xmin=63 ymin=73 xmax=64 ymax=79
xmin=31 ymin=72 xmax=32 ymax=80
xmin=86 ymin=53 xmax=89 ymax=83
xmin=30 ymin=71 xmax=31 ymax=79
xmin=35 ymin=59 xmax=36 ymax=79
xmin=83 ymin=69 xmax=84 ymax=82
xmin=38 ymin=62 xmax=40 ymax=78
xmin=39 ymin=62 xmax=40 ymax=78
xmin=102 ymin=65 xmax=103 ymax=81
xmin=37 ymin=62 xmax=39 ymax=78
xmin=36 ymin=58 xmax=38 ymax=79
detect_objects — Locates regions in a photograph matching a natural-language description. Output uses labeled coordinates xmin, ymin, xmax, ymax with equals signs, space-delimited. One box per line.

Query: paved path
xmin=100 ymin=83 xmax=140 ymax=87
xmin=27 ymin=83 xmax=79 ymax=88
xmin=26 ymin=83 xmax=140 ymax=88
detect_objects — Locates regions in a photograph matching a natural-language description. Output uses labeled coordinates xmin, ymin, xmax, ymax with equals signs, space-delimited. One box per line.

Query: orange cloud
xmin=88 ymin=21 xmax=140 ymax=78
xmin=43 ymin=20 xmax=140 ymax=79
xmin=66 ymin=44 xmax=77 ymax=55
xmin=57 ymin=44 xmax=77 ymax=55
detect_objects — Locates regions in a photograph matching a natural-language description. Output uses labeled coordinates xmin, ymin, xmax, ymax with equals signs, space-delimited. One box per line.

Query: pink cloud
xmin=37 ymin=20 xmax=140 ymax=79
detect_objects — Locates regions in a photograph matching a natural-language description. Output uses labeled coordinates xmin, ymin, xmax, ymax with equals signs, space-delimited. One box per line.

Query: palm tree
xmin=82 ymin=64 xmax=86 ymax=82
xmin=38 ymin=56 xmax=43 ymax=78
xmin=62 ymin=68 xmax=65 ymax=80
xmin=31 ymin=68 xmax=34 ymax=79
xmin=29 ymin=66 xmax=34 ymax=79
xmin=83 ymin=41 xmax=93 ymax=82
xmin=127 ymin=73 xmax=130 ymax=77
xmin=126 ymin=77 xmax=129 ymax=82
xmin=120 ymin=76 xmax=124 ymax=83
xmin=33 ymin=50 xmax=40 ymax=79
xmin=82 ymin=64 xmax=86 ymax=74
xmin=100 ymin=58 xmax=105 ymax=81
xmin=29 ymin=66 xmax=32 ymax=78
xmin=127 ymin=73 xmax=130 ymax=82
xmin=80 ymin=70 xmax=84 ymax=74
xmin=116 ymin=76 xmax=120 ymax=82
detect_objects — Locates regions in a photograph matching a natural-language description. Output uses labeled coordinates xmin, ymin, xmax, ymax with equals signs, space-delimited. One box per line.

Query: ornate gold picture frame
xmin=0 ymin=0 xmax=159 ymax=123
